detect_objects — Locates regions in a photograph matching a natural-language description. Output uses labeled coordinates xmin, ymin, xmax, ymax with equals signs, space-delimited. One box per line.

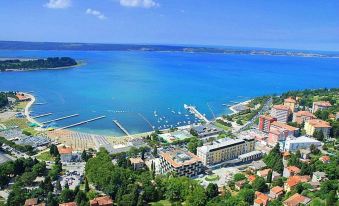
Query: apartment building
xmin=270 ymin=105 xmax=290 ymax=123
xmin=284 ymin=97 xmax=296 ymax=112
xmin=258 ymin=115 xmax=277 ymax=133
xmin=312 ymin=101 xmax=332 ymax=113
xmin=292 ymin=111 xmax=316 ymax=124
xmin=304 ymin=119 xmax=332 ymax=138
xmin=159 ymin=148 xmax=203 ymax=177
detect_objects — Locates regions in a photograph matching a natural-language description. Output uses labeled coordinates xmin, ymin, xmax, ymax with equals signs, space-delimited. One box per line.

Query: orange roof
xmin=287 ymin=166 xmax=301 ymax=174
xmin=284 ymin=97 xmax=296 ymax=103
xmin=286 ymin=176 xmax=310 ymax=187
xmin=59 ymin=202 xmax=77 ymax=206
xmin=283 ymin=151 xmax=290 ymax=157
xmin=283 ymin=193 xmax=310 ymax=206
xmin=16 ymin=93 xmax=30 ymax=101
xmin=129 ymin=157 xmax=144 ymax=164
xmin=58 ymin=146 xmax=73 ymax=154
xmin=271 ymin=186 xmax=284 ymax=194
xmin=160 ymin=149 xmax=202 ymax=168
xmin=272 ymin=104 xmax=290 ymax=111
xmin=255 ymin=192 xmax=269 ymax=205
xmin=258 ymin=169 xmax=271 ymax=177
xmin=248 ymin=175 xmax=256 ymax=182
xmin=320 ymin=155 xmax=330 ymax=162
xmin=90 ymin=196 xmax=113 ymax=206
xmin=313 ymin=101 xmax=332 ymax=107
xmin=294 ymin=111 xmax=315 ymax=118
xmin=271 ymin=121 xmax=299 ymax=131
xmin=25 ymin=198 xmax=38 ymax=206
xmin=307 ymin=119 xmax=331 ymax=128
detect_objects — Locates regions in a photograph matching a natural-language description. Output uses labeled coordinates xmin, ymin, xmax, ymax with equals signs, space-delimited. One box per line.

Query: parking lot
xmin=197 ymin=167 xmax=240 ymax=187
xmin=60 ymin=162 xmax=85 ymax=190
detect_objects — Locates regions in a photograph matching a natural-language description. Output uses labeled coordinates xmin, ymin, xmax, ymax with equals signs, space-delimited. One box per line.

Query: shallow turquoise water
xmin=0 ymin=50 xmax=339 ymax=136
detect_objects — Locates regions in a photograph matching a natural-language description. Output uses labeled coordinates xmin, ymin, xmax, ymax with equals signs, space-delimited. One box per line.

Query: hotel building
xmin=312 ymin=101 xmax=332 ymax=113
xmin=196 ymin=137 xmax=255 ymax=166
xmin=304 ymin=119 xmax=332 ymax=138
xmin=270 ymin=105 xmax=290 ymax=123
xmin=284 ymin=136 xmax=322 ymax=152
xmin=159 ymin=148 xmax=203 ymax=177
xmin=258 ymin=115 xmax=277 ymax=133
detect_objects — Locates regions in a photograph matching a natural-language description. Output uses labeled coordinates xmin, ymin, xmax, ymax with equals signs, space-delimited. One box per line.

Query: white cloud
xmin=86 ymin=8 xmax=107 ymax=20
xmin=44 ymin=0 xmax=71 ymax=9
xmin=119 ymin=0 xmax=159 ymax=8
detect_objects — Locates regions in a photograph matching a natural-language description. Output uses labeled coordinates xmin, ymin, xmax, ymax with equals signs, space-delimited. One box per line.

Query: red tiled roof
xmin=248 ymin=175 xmax=256 ymax=182
xmin=90 ymin=196 xmax=113 ymax=206
xmin=255 ymin=192 xmax=269 ymax=205
xmin=313 ymin=101 xmax=332 ymax=107
xmin=260 ymin=115 xmax=276 ymax=121
xmin=272 ymin=105 xmax=290 ymax=111
xmin=284 ymin=97 xmax=296 ymax=103
xmin=271 ymin=121 xmax=299 ymax=131
xmin=286 ymin=176 xmax=310 ymax=187
xmin=287 ymin=166 xmax=301 ymax=174
xmin=59 ymin=202 xmax=77 ymax=206
xmin=320 ymin=155 xmax=330 ymax=162
xmin=283 ymin=193 xmax=310 ymax=206
xmin=307 ymin=119 xmax=331 ymax=128
xmin=271 ymin=186 xmax=284 ymax=194
xmin=25 ymin=198 xmax=38 ymax=206
xmin=294 ymin=111 xmax=315 ymax=118
xmin=258 ymin=169 xmax=271 ymax=177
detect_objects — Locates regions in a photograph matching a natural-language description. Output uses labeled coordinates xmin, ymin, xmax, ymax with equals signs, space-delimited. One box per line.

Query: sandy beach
xmin=229 ymin=99 xmax=252 ymax=115
xmin=23 ymin=92 xmax=42 ymax=126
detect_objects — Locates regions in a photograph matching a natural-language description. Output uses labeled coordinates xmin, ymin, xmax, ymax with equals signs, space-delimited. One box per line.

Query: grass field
xmin=36 ymin=151 xmax=54 ymax=161
xmin=150 ymin=200 xmax=172 ymax=206
xmin=205 ymin=174 xmax=220 ymax=181
xmin=2 ymin=118 xmax=39 ymax=135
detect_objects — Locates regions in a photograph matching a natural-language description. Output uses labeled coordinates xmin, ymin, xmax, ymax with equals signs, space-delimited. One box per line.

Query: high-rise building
xmin=258 ymin=115 xmax=277 ymax=133
xmin=270 ymin=105 xmax=290 ymax=123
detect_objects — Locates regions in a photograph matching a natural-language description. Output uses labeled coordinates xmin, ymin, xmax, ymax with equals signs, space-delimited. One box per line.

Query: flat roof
xmin=160 ymin=149 xmax=201 ymax=168
xmin=198 ymin=138 xmax=245 ymax=153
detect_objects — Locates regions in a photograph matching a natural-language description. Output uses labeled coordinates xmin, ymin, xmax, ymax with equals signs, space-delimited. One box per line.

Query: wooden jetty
xmin=56 ymin=116 xmax=106 ymax=131
xmin=113 ymin=120 xmax=131 ymax=136
xmin=42 ymin=114 xmax=79 ymax=124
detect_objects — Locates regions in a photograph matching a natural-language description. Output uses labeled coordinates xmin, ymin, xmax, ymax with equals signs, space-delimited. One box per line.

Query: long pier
xmin=184 ymin=104 xmax=209 ymax=123
xmin=32 ymin=113 xmax=53 ymax=118
xmin=56 ymin=116 xmax=106 ymax=131
xmin=42 ymin=114 xmax=79 ymax=124
xmin=113 ymin=120 xmax=131 ymax=136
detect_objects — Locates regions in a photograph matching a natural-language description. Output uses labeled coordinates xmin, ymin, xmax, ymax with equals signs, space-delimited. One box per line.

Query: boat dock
xmin=184 ymin=104 xmax=209 ymax=123
xmin=42 ymin=114 xmax=79 ymax=124
xmin=56 ymin=116 xmax=106 ymax=131
xmin=32 ymin=113 xmax=53 ymax=118
xmin=113 ymin=120 xmax=131 ymax=136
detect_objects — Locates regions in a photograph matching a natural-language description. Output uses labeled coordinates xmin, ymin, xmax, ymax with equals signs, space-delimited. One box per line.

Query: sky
xmin=0 ymin=0 xmax=338 ymax=51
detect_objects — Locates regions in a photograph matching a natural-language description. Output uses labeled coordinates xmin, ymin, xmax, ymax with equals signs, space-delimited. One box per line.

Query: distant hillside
xmin=0 ymin=57 xmax=77 ymax=71
xmin=0 ymin=41 xmax=338 ymax=58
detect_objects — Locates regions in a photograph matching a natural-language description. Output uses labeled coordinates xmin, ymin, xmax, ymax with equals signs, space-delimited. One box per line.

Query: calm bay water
xmin=0 ymin=50 xmax=339 ymax=136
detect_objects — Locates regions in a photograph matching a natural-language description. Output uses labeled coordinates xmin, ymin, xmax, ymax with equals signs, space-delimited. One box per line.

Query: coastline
xmin=23 ymin=92 xmax=42 ymax=126
xmin=229 ymin=99 xmax=252 ymax=115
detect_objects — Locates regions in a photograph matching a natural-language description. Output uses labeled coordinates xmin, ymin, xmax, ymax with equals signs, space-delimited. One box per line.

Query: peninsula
xmin=0 ymin=57 xmax=78 ymax=72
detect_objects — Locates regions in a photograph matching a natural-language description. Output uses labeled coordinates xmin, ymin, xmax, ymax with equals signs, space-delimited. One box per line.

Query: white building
xmin=284 ymin=136 xmax=322 ymax=152
xmin=270 ymin=105 xmax=290 ymax=123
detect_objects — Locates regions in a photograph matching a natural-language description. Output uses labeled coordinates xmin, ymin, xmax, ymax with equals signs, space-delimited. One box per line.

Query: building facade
xmin=304 ymin=119 xmax=331 ymax=138
xmin=159 ymin=149 xmax=203 ymax=177
xmin=196 ymin=137 xmax=255 ymax=166
xmin=270 ymin=105 xmax=290 ymax=123
xmin=258 ymin=115 xmax=276 ymax=133
xmin=284 ymin=136 xmax=322 ymax=152
xmin=312 ymin=101 xmax=332 ymax=113
xmin=284 ymin=97 xmax=296 ymax=112
xmin=292 ymin=111 xmax=316 ymax=125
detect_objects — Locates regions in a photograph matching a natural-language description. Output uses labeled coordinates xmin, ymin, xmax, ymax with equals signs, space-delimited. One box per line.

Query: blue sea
xmin=0 ymin=50 xmax=339 ymax=136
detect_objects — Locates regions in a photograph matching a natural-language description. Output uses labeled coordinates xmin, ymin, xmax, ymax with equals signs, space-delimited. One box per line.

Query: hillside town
xmin=0 ymin=88 xmax=338 ymax=206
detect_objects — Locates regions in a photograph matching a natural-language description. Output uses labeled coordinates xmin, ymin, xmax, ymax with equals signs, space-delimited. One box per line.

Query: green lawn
xmin=150 ymin=200 xmax=173 ymax=206
xmin=214 ymin=122 xmax=230 ymax=131
xmin=36 ymin=151 xmax=54 ymax=161
xmin=205 ymin=174 xmax=220 ymax=181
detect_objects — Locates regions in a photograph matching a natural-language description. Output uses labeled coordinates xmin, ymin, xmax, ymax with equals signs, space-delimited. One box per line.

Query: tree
xmin=206 ymin=183 xmax=219 ymax=199
xmin=252 ymin=177 xmax=268 ymax=192
xmin=46 ymin=192 xmax=58 ymax=206
xmin=236 ymin=119 xmax=243 ymax=125
xmin=59 ymin=188 xmax=74 ymax=203
xmin=325 ymin=190 xmax=336 ymax=206
xmin=187 ymin=137 xmax=203 ymax=154
xmin=267 ymin=170 xmax=272 ymax=183
xmin=185 ymin=186 xmax=207 ymax=206
xmin=49 ymin=144 xmax=59 ymax=157
xmin=233 ymin=173 xmax=246 ymax=182
xmin=313 ymin=130 xmax=324 ymax=141
xmin=75 ymin=190 xmax=88 ymax=206
xmin=237 ymin=188 xmax=255 ymax=205
xmin=85 ymin=177 xmax=90 ymax=192
xmin=81 ymin=150 xmax=88 ymax=162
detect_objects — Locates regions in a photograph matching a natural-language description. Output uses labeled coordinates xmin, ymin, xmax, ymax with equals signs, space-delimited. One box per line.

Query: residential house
xmin=283 ymin=193 xmax=311 ymax=206
xmin=249 ymin=160 xmax=267 ymax=172
xmin=59 ymin=202 xmax=77 ymax=206
xmin=58 ymin=146 xmax=74 ymax=162
xmin=284 ymin=176 xmax=311 ymax=192
xmin=90 ymin=196 xmax=113 ymax=206
xmin=283 ymin=166 xmax=301 ymax=178
xmin=299 ymin=149 xmax=311 ymax=160
xmin=269 ymin=186 xmax=284 ymax=199
xmin=24 ymin=198 xmax=45 ymax=206
xmin=312 ymin=101 xmax=332 ymax=113
xmin=235 ymin=179 xmax=246 ymax=190
xmin=312 ymin=171 xmax=327 ymax=182
xmin=129 ymin=157 xmax=145 ymax=170
xmin=319 ymin=155 xmax=330 ymax=164
xmin=257 ymin=168 xmax=271 ymax=181
xmin=254 ymin=191 xmax=269 ymax=206
xmin=248 ymin=175 xmax=256 ymax=184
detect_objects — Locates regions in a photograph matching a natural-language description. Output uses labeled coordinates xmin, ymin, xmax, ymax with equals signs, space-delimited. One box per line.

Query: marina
xmin=31 ymin=113 xmax=53 ymax=118
xmin=184 ymin=104 xmax=209 ymax=123
xmin=55 ymin=116 xmax=106 ymax=131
